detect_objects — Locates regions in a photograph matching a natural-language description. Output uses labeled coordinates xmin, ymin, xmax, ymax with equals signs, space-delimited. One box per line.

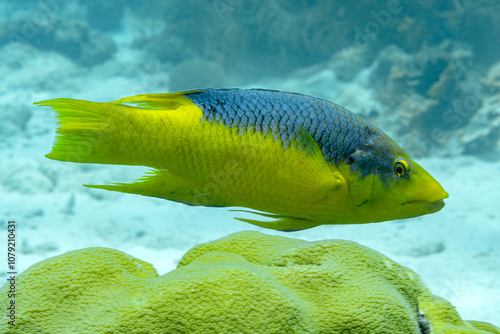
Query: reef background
xmin=0 ymin=0 xmax=499 ymax=324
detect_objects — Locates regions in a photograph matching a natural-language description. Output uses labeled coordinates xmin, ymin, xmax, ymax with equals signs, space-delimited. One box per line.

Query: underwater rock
xmin=431 ymin=0 xmax=500 ymax=66
xmin=131 ymin=0 xmax=500 ymax=82
xmin=134 ymin=1 xmax=405 ymax=79
xmin=359 ymin=40 xmax=500 ymax=159
xmin=460 ymin=100 xmax=500 ymax=160
xmin=1 ymin=231 xmax=498 ymax=333
xmin=459 ymin=61 xmax=500 ymax=160
xmin=366 ymin=42 xmax=481 ymax=157
xmin=0 ymin=16 xmax=116 ymax=67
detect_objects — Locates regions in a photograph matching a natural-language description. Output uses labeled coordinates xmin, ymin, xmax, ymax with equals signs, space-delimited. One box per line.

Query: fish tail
xmin=35 ymin=94 xmax=200 ymax=167
xmin=35 ymin=98 xmax=133 ymax=164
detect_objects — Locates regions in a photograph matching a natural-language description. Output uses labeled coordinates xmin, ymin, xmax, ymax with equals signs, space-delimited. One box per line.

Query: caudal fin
xmin=35 ymin=98 xmax=127 ymax=164
xmin=36 ymin=92 xmax=199 ymax=166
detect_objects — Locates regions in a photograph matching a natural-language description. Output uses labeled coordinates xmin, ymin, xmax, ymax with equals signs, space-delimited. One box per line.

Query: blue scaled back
xmin=185 ymin=88 xmax=400 ymax=177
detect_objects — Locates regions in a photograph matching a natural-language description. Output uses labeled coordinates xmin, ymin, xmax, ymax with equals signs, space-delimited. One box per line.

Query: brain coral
xmin=1 ymin=230 xmax=498 ymax=334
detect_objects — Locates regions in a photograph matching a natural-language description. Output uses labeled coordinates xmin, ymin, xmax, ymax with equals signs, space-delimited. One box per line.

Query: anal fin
xmin=85 ymin=169 xmax=219 ymax=207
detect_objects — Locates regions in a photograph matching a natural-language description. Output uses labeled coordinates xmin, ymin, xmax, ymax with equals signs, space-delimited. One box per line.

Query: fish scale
xmin=186 ymin=89 xmax=377 ymax=168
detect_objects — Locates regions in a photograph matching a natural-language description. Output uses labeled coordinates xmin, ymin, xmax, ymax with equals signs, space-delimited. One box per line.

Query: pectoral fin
xmin=292 ymin=128 xmax=344 ymax=201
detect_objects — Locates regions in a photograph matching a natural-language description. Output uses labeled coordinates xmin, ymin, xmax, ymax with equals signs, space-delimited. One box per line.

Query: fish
xmin=35 ymin=88 xmax=448 ymax=231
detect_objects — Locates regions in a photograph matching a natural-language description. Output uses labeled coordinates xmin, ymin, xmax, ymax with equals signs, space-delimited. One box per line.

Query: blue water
xmin=1 ymin=0 xmax=499 ymax=328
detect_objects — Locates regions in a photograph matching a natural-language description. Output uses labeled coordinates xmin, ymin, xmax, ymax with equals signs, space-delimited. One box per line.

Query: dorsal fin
xmin=113 ymin=91 xmax=203 ymax=110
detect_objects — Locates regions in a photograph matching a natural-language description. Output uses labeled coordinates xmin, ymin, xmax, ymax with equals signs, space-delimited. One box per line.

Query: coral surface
xmin=1 ymin=231 xmax=498 ymax=333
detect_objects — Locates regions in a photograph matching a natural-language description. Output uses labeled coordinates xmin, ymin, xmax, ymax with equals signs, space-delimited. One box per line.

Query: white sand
xmin=0 ymin=41 xmax=499 ymax=327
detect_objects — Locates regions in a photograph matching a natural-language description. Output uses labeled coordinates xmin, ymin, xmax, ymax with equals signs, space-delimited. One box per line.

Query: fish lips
xmin=402 ymin=198 xmax=446 ymax=214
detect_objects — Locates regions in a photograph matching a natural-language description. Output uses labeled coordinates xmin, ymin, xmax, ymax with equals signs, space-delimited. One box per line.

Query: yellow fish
xmin=35 ymin=89 xmax=448 ymax=231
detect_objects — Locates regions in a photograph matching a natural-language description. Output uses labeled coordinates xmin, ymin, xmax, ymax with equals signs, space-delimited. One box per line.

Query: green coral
xmin=1 ymin=231 xmax=498 ymax=333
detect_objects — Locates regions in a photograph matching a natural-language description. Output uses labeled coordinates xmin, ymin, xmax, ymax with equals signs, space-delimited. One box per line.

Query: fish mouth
xmin=402 ymin=199 xmax=446 ymax=213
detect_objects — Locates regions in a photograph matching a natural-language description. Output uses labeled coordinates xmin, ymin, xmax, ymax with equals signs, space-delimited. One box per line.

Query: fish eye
xmin=394 ymin=158 xmax=411 ymax=178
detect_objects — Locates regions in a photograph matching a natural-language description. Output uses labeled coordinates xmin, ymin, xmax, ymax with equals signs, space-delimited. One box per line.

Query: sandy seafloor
xmin=1 ymin=5 xmax=499 ymax=328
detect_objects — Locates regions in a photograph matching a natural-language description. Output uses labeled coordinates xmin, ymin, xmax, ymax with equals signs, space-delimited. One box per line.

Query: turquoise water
xmin=1 ymin=0 xmax=499 ymax=328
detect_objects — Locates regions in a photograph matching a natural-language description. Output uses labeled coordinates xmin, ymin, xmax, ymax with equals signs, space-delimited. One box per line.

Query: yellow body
xmin=36 ymin=91 xmax=448 ymax=230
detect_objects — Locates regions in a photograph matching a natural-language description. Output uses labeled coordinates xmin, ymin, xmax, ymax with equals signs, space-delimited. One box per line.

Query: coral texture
xmin=1 ymin=231 xmax=498 ymax=333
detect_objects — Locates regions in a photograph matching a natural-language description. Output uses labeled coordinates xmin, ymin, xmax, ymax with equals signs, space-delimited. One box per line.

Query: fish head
xmin=344 ymin=131 xmax=448 ymax=223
